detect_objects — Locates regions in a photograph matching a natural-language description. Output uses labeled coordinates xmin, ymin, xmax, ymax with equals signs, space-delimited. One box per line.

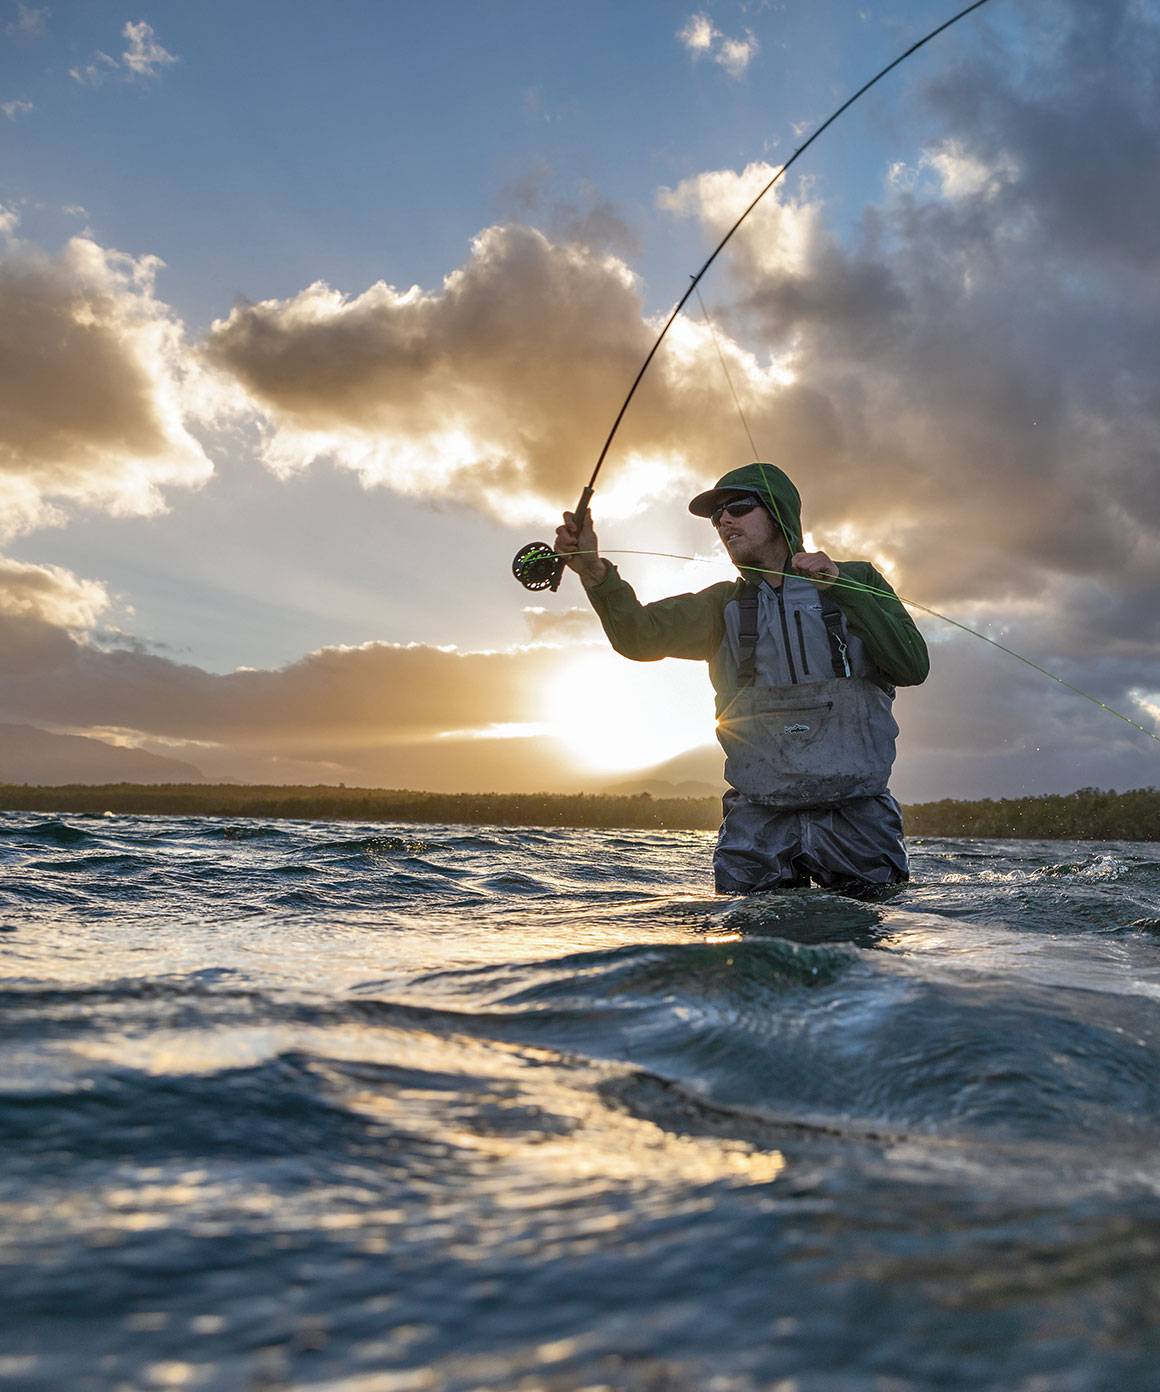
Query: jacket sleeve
xmin=832 ymin=562 xmax=930 ymax=686
xmin=582 ymin=564 xmax=729 ymax=662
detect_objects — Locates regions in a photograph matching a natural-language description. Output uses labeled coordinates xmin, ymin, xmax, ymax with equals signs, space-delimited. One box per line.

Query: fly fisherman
xmin=555 ymin=463 xmax=929 ymax=895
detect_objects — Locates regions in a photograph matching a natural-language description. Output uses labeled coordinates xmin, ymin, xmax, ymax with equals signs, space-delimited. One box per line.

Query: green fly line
xmin=553 ymin=547 xmax=1160 ymax=747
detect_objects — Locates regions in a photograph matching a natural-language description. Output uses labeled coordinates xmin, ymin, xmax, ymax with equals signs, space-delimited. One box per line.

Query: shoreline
xmin=1 ymin=783 xmax=1158 ymax=841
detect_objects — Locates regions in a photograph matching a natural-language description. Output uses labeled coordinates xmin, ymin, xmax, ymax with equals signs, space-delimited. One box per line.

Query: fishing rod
xmin=512 ymin=0 xmax=997 ymax=593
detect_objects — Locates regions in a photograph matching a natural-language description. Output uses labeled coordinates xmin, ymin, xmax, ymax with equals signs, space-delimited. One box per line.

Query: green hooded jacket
xmin=584 ymin=462 xmax=929 ymax=690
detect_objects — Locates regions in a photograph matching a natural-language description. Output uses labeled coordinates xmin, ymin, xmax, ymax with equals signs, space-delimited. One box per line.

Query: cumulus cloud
xmin=69 ymin=52 xmax=118 ymax=87
xmin=677 ymin=13 xmax=758 ymax=77
xmin=659 ymin=2 xmax=1160 ymax=624
xmin=6 ymin=3 xmax=46 ymax=38
xmin=497 ymin=167 xmax=640 ymax=260
xmin=2 ymin=99 xmax=34 ymax=119
xmin=0 ymin=235 xmax=214 ymax=537
xmin=655 ymin=0 xmax=1160 ymax=773
xmin=205 ymin=222 xmax=794 ymax=524
xmin=70 ymin=19 xmax=176 ymax=85
xmin=677 ymin=13 xmax=716 ymax=53
xmin=120 ymin=19 xmax=177 ymax=78
xmin=715 ymin=34 xmax=758 ymax=78
xmin=0 ymin=558 xmax=110 ymax=630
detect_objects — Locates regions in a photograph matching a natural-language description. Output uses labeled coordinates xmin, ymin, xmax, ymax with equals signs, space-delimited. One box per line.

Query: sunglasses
xmin=710 ymin=498 xmax=761 ymax=528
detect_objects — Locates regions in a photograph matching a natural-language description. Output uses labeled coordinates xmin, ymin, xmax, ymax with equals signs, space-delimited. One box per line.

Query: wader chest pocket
xmin=716 ymin=682 xmax=893 ymax=809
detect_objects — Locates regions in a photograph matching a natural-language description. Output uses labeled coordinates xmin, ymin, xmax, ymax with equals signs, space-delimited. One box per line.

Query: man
xmin=555 ymin=462 xmax=929 ymax=895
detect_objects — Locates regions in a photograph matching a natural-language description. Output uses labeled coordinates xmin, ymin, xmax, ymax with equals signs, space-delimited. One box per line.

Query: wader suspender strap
xmin=821 ymin=594 xmax=852 ymax=678
xmin=736 ymin=583 xmax=759 ymax=688
xmin=736 ymin=583 xmax=852 ymax=685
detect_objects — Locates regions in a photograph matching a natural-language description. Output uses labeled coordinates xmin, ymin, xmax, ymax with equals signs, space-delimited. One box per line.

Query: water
xmin=3 ymin=810 xmax=1160 ymax=1391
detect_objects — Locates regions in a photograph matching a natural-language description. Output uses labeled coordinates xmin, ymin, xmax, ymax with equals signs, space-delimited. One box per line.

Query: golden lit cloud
xmin=0 ymin=558 xmax=110 ymax=630
xmin=0 ymin=235 xmax=214 ymax=538
xmin=204 ymin=223 xmax=800 ymax=525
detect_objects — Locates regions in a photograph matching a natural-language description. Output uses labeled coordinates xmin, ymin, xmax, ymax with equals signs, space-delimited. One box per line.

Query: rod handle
xmin=549 ymin=486 xmax=594 ymax=593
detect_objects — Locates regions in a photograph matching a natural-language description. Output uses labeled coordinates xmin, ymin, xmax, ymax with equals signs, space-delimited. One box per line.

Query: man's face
xmin=712 ymin=494 xmax=784 ymax=571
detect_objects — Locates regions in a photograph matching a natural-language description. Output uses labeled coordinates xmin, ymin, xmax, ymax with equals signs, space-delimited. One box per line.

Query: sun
xmin=543 ymin=650 xmax=716 ymax=773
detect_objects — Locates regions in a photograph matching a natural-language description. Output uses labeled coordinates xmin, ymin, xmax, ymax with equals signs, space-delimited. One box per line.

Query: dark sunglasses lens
xmin=712 ymin=499 xmax=758 ymax=525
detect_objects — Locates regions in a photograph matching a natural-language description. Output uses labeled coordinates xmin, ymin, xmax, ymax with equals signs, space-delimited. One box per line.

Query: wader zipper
xmin=776 ymin=589 xmax=798 ymax=684
xmin=794 ymin=610 xmax=810 ymax=676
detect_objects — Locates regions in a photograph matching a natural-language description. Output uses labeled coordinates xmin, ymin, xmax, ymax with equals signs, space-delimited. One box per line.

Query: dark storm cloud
xmin=668 ymin=0 xmax=1160 ymax=629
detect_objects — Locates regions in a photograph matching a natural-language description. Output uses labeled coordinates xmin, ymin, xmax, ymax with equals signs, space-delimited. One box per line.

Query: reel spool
xmin=512 ymin=542 xmax=559 ymax=591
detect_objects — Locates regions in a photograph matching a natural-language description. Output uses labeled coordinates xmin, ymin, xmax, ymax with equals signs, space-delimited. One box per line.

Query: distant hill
xmin=0 ymin=724 xmax=204 ymax=785
xmin=1 ymin=783 xmax=1158 ymax=840
xmin=602 ymin=744 xmax=726 ymax=799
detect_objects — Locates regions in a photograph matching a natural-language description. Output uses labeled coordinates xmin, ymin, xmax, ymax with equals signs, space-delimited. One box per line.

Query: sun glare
xmin=543 ymin=650 xmax=715 ymax=773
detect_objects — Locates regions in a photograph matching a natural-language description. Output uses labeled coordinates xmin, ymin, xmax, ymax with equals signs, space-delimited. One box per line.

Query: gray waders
xmin=713 ymin=582 xmax=907 ymax=894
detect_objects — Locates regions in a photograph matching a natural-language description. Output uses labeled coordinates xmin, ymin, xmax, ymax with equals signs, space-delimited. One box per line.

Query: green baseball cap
xmin=688 ymin=463 xmax=802 ymax=551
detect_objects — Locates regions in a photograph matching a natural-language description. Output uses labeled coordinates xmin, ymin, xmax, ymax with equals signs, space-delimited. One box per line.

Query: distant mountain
xmin=601 ymin=744 xmax=726 ymax=799
xmin=0 ymin=724 xmax=205 ymax=785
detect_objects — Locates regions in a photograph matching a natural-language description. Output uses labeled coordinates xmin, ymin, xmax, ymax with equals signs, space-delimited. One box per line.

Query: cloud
xmin=677 ymin=13 xmax=758 ymax=77
xmin=205 ymin=222 xmax=795 ymax=525
xmin=2 ymin=99 xmax=34 ymax=119
xmin=658 ymin=2 xmax=1160 ymax=624
xmin=6 ymin=3 xmax=46 ymax=38
xmin=0 ymin=587 xmax=1151 ymax=796
xmin=496 ymin=167 xmax=640 ymax=260
xmin=522 ymin=606 xmax=602 ymax=642
xmin=69 ymin=52 xmax=118 ymax=87
xmin=120 ymin=19 xmax=177 ymax=79
xmin=70 ymin=19 xmax=177 ymax=85
xmin=677 ymin=13 xmax=716 ymax=53
xmin=715 ymin=34 xmax=758 ymax=78
xmin=0 ymin=235 xmax=214 ymax=538
xmin=0 ymin=558 xmax=110 ymax=630
xmin=0 ymin=604 xmax=601 ymax=789
xmin=654 ymin=0 xmax=1160 ymax=771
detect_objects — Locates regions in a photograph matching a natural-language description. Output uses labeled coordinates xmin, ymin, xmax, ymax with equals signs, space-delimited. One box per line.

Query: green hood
xmin=688 ymin=463 xmax=802 ymax=554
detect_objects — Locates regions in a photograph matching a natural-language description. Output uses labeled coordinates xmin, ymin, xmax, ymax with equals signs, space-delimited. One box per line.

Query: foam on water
xmin=3 ymin=812 xmax=1160 ymax=1390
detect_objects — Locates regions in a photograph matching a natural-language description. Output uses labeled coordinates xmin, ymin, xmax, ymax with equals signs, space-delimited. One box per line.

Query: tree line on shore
xmin=1 ymin=783 xmax=1158 ymax=840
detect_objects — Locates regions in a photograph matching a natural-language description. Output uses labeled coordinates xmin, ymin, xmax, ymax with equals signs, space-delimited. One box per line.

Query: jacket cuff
xmin=583 ymin=560 xmax=620 ymax=595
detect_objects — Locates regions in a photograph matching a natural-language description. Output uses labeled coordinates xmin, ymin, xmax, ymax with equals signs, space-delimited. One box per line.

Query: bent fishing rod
xmin=512 ymin=0 xmax=997 ymax=594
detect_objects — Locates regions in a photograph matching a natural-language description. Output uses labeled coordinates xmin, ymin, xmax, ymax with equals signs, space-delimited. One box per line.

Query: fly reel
xmin=511 ymin=541 xmax=560 ymax=592
xmin=511 ymin=487 xmax=592 ymax=593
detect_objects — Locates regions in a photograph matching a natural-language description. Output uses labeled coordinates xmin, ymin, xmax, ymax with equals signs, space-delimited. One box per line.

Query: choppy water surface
xmin=3 ymin=811 xmax=1160 ymax=1391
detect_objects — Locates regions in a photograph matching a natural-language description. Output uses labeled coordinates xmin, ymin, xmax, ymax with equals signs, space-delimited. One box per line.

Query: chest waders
xmin=716 ymin=582 xmax=899 ymax=810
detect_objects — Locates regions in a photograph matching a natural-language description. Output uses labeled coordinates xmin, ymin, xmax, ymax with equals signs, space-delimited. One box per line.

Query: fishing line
xmin=693 ymin=282 xmax=761 ymax=462
xmin=553 ymin=547 xmax=1160 ymax=747
xmin=512 ymin=0 xmax=999 ymax=594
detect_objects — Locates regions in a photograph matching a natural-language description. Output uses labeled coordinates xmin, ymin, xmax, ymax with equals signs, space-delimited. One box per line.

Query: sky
xmin=1 ymin=0 xmax=1158 ymax=798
